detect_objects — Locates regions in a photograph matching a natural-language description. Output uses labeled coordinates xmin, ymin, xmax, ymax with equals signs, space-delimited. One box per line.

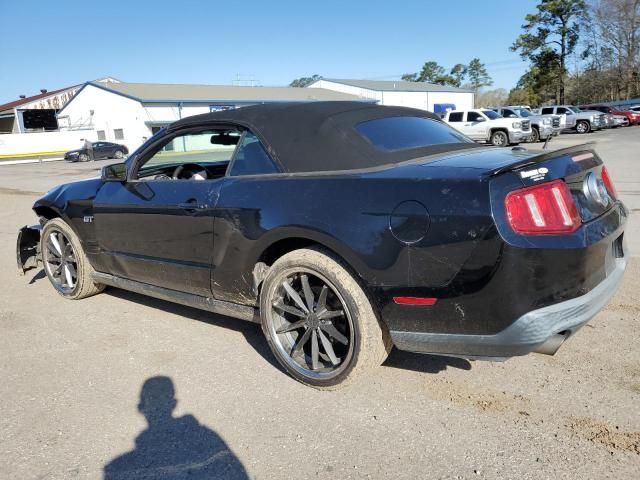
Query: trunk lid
xmin=426 ymin=144 xmax=616 ymax=223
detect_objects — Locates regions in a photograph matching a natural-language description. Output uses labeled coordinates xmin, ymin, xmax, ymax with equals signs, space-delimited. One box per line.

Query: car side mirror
xmin=101 ymin=162 xmax=127 ymax=182
xmin=475 ymin=117 xmax=486 ymax=122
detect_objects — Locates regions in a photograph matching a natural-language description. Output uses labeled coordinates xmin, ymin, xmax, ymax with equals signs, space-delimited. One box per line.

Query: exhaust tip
xmin=534 ymin=333 xmax=567 ymax=356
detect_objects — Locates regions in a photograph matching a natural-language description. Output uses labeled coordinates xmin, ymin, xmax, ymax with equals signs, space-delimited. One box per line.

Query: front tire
xmin=114 ymin=150 xmax=124 ymax=159
xmin=260 ymin=248 xmax=391 ymax=388
xmin=490 ymin=130 xmax=508 ymax=147
xmin=78 ymin=153 xmax=89 ymax=162
xmin=576 ymin=120 xmax=591 ymax=134
xmin=41 ymin=218 xmax=105 ymax=299
xmin=529 ymin=126 xmax=540 ymax=143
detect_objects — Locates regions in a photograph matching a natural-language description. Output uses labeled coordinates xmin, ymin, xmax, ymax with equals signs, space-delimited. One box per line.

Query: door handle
xmin=178 ymin=199 xmax=205 ymax=210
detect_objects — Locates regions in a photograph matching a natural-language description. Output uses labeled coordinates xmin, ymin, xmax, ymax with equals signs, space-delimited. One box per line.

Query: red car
xmin=582 ymin=104 xmax=640 ymax=126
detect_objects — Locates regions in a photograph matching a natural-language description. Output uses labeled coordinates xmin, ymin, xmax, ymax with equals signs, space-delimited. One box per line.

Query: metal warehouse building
xmin=57 ymin=82 xmax=370 ymax=151
xmin=307 ymin=78 xmax=475 ymax=114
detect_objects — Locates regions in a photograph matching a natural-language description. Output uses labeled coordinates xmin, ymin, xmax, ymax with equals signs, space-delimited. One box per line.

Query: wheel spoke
xmin=66 ymin=263 xmax=77 ymax=280
xmin=311 ymin=329 xmax=319 ymax=370
xmin=276 ymin=319 xmax=307 ymax=334
xmin=291 ymin=327 xmax=312 ymax=356
xmin=64 ymin=265 xmax=75 ymax=288
xmin=318 ymin=328 xmax=340 ymax=366
xmin=317 ymin=309 xmax=344 ymax=320
xmin=300 ymin=274 xmax=315 ymax=311
xmin=316 ymin=285 xmax=328 ymax=311
xmin=272 ymin=301 xmax=306 ymax=318
xmin=282 ymin=281 xmax=309 ymax=313
xmin=320 ymin=323 xmax=348 ymax=345
xmin=50 ymin=233 xmax=63 ymax=256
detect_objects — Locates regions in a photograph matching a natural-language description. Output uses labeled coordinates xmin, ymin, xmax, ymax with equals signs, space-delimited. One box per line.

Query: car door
xmin=446 ymin=111 xmax=468 ymax=135
xmin=464 ymin=111 xmax=487 ymax=139
xmin=93 ymin=126 xmax=240 ymax=297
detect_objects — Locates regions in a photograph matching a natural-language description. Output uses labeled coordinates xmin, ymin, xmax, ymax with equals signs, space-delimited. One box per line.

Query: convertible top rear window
xmin=355 ymin=116 xmax=470 ymax=152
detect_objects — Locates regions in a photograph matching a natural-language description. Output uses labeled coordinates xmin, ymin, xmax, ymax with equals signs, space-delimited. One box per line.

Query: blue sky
xmin=0 ymin=0 xmax=538 ymax=104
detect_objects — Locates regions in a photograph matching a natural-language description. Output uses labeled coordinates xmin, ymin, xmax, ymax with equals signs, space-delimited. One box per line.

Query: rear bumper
xmin=390 ymin=255 xmax=626 ymax=358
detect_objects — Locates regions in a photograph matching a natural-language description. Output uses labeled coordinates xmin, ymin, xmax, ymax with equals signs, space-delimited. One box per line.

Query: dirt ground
xmin=1 ymin=127 xmax=639 ymax=479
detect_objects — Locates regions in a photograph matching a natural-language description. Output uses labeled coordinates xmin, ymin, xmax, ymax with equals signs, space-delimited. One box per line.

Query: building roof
xmin=171 ymin=101 xmax=480 ymax=173
xmin=0 ymin=85 xmax=80 ymax=114
xmin=88 ymin=81 xmax=368 ymax=103
xmin=319 ymin=78 xmax=474 ymax=94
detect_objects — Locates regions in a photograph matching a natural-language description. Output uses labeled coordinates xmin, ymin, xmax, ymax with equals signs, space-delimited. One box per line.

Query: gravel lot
xmin=1 ymin=127 xmax=639 ymax=479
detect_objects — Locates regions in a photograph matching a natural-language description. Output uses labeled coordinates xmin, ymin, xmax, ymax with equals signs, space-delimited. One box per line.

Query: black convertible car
xmin=17 ymin=102 xmax=627 ymax=387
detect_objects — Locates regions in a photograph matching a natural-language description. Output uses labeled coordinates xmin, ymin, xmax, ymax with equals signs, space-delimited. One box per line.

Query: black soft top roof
xmin=169 ymin=101 xmax=482 ymax=173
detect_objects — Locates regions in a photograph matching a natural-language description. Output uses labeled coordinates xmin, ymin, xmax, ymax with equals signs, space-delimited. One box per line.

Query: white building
xmin=57 ymin=81 xmax=369 ymax=151
xmin=308 ymin=78 xmax=475 ymax=114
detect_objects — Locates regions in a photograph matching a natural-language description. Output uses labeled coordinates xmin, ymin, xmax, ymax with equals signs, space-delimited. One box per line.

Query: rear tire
xmin=41 ymin=218 xmax=105 ymax=300
xmin=576 ymin=120 xmax=591 ymax=134
xmin=260 ymin=247 xmax=392 ymax=389
xmin=490 ymin=130 xmax=508 ymax=147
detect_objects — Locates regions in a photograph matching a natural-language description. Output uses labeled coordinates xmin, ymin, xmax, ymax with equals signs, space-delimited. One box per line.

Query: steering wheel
xmin=172 ymin=163 xmax=209 ymax=180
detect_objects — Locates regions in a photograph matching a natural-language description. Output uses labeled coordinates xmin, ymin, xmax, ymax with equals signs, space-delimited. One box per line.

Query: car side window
xmin=448 ymin=112 xmax=464 ymax=122
xmin=503 ymin=109 xmax=517 ymax=118
xmin=228 ymin=132 xmax=279 ymax=176
xmin=467 ymin=111 xmax=483 ymax=122
xmin=541 ymin=107 xmax=554 ymax=115
xmin=136 ymin=128 xmax=241 ymax=178
xmin=557 ymin=107 xmax=570 ymax=115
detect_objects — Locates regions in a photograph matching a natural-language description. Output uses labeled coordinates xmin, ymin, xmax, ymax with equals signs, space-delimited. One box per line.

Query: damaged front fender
xmin=17 ymin=225 xmax=42 ymax=274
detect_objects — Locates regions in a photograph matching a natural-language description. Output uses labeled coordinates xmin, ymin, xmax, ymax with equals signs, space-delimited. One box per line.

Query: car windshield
xmin=514 ymin=108 xmax=531 ymax=117
xmin=569 ymin=106 xmax=582 ymax=113
xmin=482 ymin=110 xmax=501 ymax=120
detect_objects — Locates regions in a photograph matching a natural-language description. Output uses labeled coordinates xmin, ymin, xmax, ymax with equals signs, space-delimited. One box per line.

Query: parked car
xmin=580 ymin=104 xmax=640 ymax=126
xmin=443 ymin=108 xmax=531 ymax=146
xmin=628 ymin=105 xmax=640 ymax=113
xmin=64 ymin=142 xmax=129 ymax=162
xmin=16 ymin=102 xmax=627 ymax=388
xmin=492 ymin=106 xmax=561 ymax=142
xmin=536 ymin=105 xmax=606 ymax=134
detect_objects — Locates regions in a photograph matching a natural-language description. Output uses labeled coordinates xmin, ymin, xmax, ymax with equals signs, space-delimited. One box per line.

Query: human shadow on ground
xmin=103 ymin=376 xmax=248 ymax=480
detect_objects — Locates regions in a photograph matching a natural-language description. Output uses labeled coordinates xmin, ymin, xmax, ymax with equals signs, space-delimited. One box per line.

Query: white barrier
xmin=0 ymin=129 xmax=96 ymax=158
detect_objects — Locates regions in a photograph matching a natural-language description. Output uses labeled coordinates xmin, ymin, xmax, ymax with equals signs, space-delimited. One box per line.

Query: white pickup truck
xmin=443 ymin=109 xmax=531 ymax=146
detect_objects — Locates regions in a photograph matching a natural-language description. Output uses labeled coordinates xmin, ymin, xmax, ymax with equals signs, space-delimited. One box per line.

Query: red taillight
xmin=601 ymin=166 xmax=617 ymax=199
xmin=505 ymin=179 xmax=580 ymax=235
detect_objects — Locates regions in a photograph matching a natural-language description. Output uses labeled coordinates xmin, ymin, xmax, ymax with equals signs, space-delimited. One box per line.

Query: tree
xmin=450 ymin=63 xmax=467 ymax=87
xmin=402 ymin=61 xmax=464 ymax=86
xmin=511 ymin=0 xmax=587 ymax=104
xmin=476 ymin=88 xmax=508 ymax=107
xmin=465 ymin=58 xmax=493 ymax=91
xmin=289 ymin=74 xmax=322 ymax=88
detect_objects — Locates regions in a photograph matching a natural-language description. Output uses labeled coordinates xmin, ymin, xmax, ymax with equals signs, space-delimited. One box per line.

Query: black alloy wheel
xmin=268 ymin=269 xmax=354 ymax=379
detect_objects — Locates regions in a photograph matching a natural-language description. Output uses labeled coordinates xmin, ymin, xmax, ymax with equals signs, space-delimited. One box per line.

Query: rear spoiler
xmin=489 ymin=143 xmax=600 ymax=176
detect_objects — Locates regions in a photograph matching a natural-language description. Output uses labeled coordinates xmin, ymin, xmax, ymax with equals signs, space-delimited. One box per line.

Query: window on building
xmin=97 ymin=130 xmax=106 ymax=140
xmin=448 ymin=112 xmax=464 ymax=122
xmin=114 ymin=128 xmax=124 ymax=140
